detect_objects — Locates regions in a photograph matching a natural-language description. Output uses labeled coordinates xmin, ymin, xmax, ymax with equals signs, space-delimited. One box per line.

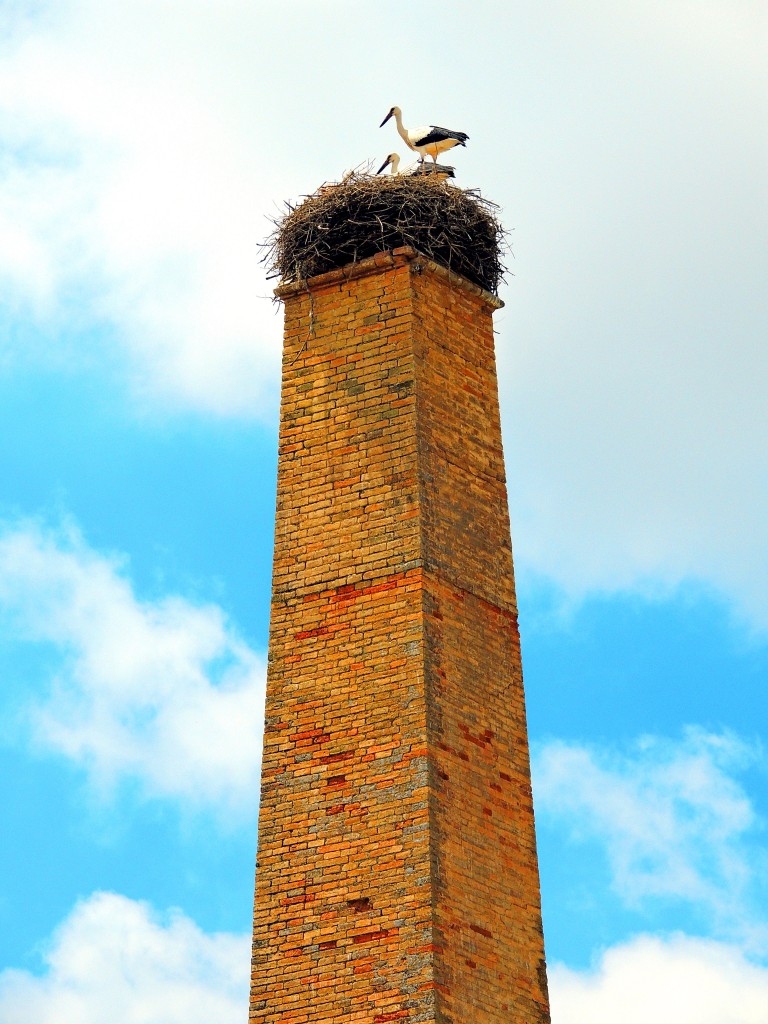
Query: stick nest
xmin=265 ymin=172 xmax=507 ymax=295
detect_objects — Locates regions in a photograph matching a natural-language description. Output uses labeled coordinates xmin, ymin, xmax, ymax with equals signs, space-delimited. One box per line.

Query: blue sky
xmin=0 ymin=2 xmax=767 ymax=1021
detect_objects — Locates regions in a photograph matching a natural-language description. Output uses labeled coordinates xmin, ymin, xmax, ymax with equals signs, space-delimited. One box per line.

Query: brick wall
xmin=250 ymin=248 xmax=550 ymax=1024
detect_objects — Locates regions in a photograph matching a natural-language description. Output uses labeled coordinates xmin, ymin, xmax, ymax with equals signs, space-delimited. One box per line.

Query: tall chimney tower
xmin=250 ymin=180 xmax=550 ymax=1024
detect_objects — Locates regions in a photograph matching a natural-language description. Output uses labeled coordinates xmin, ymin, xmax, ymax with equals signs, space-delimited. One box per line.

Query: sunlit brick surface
xmin=250 ymin=248 xmax=550 ymax=1024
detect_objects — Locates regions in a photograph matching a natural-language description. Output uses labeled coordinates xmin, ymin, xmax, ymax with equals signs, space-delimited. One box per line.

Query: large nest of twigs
xmin=265 ymin=172 xmax=507 ymax=295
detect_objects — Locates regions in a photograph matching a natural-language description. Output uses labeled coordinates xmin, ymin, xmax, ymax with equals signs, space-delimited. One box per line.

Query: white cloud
xmin=494 ymin=2 xmax=768 ymax=628
xmin=4 ymin=898 xmax=768 ymax=1024
xmin=0 ymin=0 xmax=766 ymax=624
xmin=533 ymin=730 xmax=766 ymax=945
xmin=549 ymin=932 xmax=768 ymax=1024
xmin=0 ymin=892 xmax=248 ymax=1024
xmin=0 ymin=0 xmax=285 ymax=416
xmin=0 ymin=519 xmax=266 ymax=814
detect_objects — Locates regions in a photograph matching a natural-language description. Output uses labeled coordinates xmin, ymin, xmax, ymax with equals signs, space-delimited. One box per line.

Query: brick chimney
xmin=249 ymin=244 xmax=550 ymax=1024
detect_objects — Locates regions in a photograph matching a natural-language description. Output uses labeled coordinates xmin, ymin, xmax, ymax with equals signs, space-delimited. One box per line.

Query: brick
xmin=250 ymin=250 xmax=550 ymax=1024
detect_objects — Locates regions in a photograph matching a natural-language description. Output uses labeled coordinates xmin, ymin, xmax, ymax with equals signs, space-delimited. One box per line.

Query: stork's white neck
xmin=393 ymin=108 xmax=414 ymax=151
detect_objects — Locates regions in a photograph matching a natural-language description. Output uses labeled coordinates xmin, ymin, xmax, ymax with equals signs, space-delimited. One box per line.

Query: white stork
xmin=376 ymin=152 xmax=455 ymax=181
xmin=379 ymin=106 xmax=468 ymax=172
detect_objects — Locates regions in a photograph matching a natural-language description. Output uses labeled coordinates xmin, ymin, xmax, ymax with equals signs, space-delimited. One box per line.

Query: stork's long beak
xmin=379 ymin=110 xmax=394 ymax=127
xmin=376 ymin=156 xmax=392 ymax=174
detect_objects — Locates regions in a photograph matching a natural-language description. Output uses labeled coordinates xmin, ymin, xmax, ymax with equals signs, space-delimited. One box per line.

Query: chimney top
xmin=266 ymin=172 xmax=507 ymax=295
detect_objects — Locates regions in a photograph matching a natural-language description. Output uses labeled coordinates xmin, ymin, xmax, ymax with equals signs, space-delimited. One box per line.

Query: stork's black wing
xmin=414 ymin=125 xmax=469 ymax=147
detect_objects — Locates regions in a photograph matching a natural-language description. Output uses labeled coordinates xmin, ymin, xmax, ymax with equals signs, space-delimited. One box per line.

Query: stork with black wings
xmin=380 ymin=105 xmax=468 ymax=174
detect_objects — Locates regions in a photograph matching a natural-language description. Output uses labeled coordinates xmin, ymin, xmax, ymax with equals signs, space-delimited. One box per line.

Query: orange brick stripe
xmin=250 ymin=249 xmax=550 ymax=1024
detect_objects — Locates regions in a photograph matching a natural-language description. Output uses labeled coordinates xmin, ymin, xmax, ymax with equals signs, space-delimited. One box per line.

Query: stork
xmin=379 ymin=106 xmax=468 ymax=173
xmin=376 ymin=152 xmax=455 ymax=181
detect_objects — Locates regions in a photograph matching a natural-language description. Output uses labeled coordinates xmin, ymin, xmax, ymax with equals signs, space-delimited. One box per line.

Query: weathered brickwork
xmin=250 ymin=247 xmax=550 ymax=1024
